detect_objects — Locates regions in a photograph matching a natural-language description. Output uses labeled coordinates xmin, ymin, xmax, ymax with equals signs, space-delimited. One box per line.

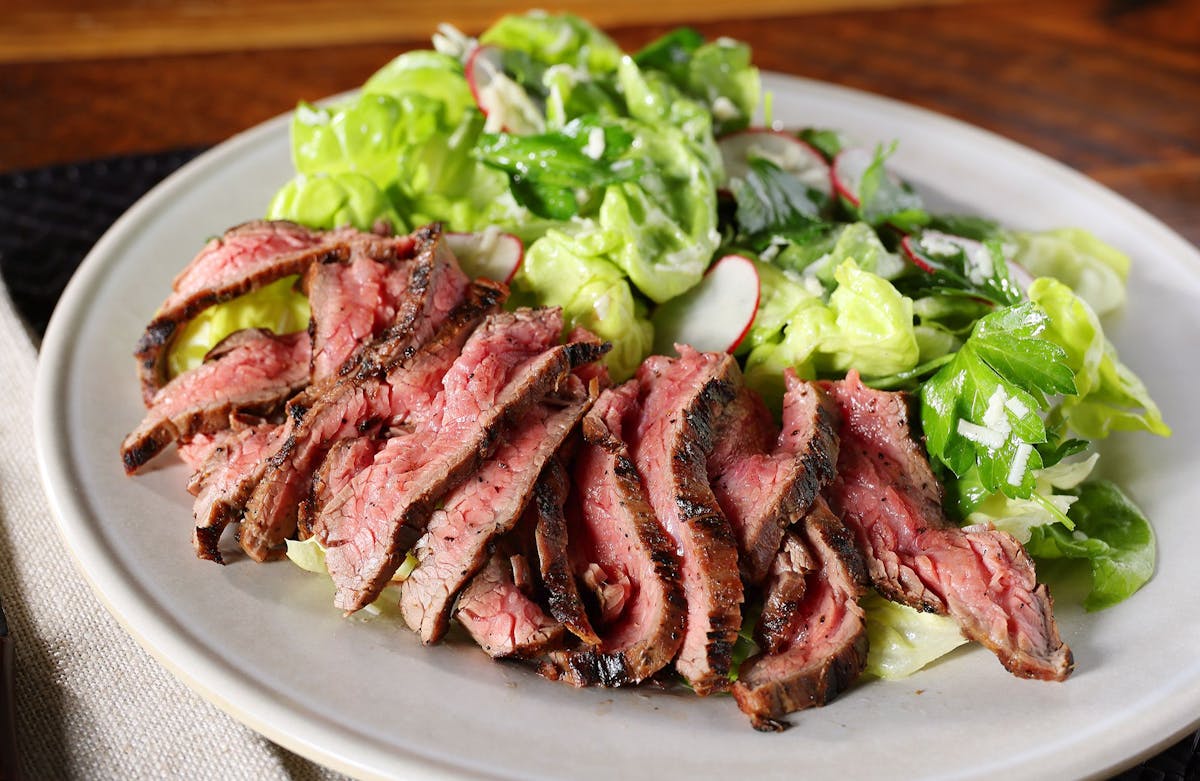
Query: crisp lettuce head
xmin=167 ymin=276 xmax=309 ymax=377
xmin=863 ymin=593 xmax=969 ymax=679
xmin=267 ymin=172 xmax=405 ymax=232
xmin=517 ymin=228 xmax=653 ymax=381
xmin=1030 ymin=277 xmax=1169 ymax=438
xmin=1014 ymin=228 xmax=1130 ymax=317
xmin=480 ymin=11 xmax=623 ymax=73
xmin=1026 ymin=479 xmax=1156 ymax=611
xmin=820 ymin=260 xmax=920 ymax=377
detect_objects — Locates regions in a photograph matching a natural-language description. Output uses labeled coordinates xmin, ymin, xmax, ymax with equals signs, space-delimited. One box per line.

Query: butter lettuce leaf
xmin=1014 ymin=228 xmax=1130 ymax=317
xmin=1025 ymin=479 xmax=1155 ymax=611
xmin=267 ymin=172 xmax=404 ymax=232
xmin=863 ymin=593 xmax=969 ymax=679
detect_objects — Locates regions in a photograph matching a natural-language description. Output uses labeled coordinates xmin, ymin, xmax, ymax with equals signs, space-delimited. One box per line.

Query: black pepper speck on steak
xmin=823 ymin=370 xmax=1073 ymax=681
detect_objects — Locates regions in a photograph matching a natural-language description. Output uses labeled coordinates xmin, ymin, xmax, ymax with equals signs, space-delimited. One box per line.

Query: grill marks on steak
xmin=707 ymin=371 xmax=839 ymax=585
xmin=628 ymin=347 xmax=742 ymax=695
xmin=456 ymin=552 xmax=565 ymax=659
xmin=400 ymin=375 xmax=595 ymax=644
xmin=234 ymin=230 xmax=475 ymax=562
xmin=317 ymin=309 xmax=608 ymax=613
xmin=732 ymin=498 xmax=870 ymax=731
xmin=531 ymin=457 xmax=599 ymax=646
xmin=121 ymin=329 xmax=311 ymax=474
xmin=546 ymin=383 xmax=686 ymax=686
xmin=823 ymin=371 xmax=1073 ymax=681
xmin=135 ymin=221 xmax=413 ymax=404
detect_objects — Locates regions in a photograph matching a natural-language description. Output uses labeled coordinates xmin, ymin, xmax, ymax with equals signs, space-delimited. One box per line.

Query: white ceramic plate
xmin=35 ymin=72 xmax=1200 ymax=781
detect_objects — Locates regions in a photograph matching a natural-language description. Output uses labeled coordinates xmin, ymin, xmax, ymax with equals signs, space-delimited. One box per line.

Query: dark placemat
xmin=0 ymin=149 xmax=1197 ymax=780
xmin=0 ymin=147 xmax=207 ymax=335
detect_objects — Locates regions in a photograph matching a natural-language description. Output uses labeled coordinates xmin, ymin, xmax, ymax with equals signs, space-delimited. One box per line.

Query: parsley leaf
xmin=921 ymin=302 xmax=1077 ymax=497
xmin=898 ymin=232 xmax=1022 ymax=306
xmin=729 ymin=157 xmax=827 ymax=239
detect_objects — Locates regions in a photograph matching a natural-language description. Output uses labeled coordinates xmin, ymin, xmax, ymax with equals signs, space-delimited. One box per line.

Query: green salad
xmin=187 ymin=11 xmax=1169 ymax=679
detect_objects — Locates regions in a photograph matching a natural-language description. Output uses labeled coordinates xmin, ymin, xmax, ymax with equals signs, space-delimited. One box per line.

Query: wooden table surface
xmin=2 ymin=0 xmax=1198 ymax=249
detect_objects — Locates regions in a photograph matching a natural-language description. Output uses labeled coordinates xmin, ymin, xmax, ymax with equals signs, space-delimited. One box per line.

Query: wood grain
xmin=0 ymin=0 xmax=985 ymax=63
xmin=0 ymin=0 xmax=1196 ymax=247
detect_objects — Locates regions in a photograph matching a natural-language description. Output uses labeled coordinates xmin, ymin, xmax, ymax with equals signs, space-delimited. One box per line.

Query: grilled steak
xmin=300 ymin=436 xmax=381 ymax=538
xmin=318 ymin=309 xmax=608 ymax=613
xmin=754 ymin=531 xmax=816 ymax=655
xmin=135 ymin=222 xmax=412 ymax=404
xmin=188 ymin=420 xmax=287 ymax=561
xmin=191 ymin=278 xmax=501 ymax=563
xmin=823 ymin=371 xmax=1073 ymax=681
xmin=304 ymin=243 xmax=414 ymax=382
xmin=531 ymin=457 xmax=599 ymax=646
xmin=456 ymin=552 xmax=565 ymax=659
xmin=121 ymin=329 xmax=310 ymax=474
xmin=732 ymin=498 xmax=870 ymax=731
xmin=235 ymin=230 xmax=475 ymax=561
xmin=707 ymin=371 xmax=839 ymax=585
xmin=627 ymin=347 xmax=741 ymax=695
xmin=400 ymin=374 xmax=594 ymax=644
xmin=544 ymin=382 xmax=686 ymax=686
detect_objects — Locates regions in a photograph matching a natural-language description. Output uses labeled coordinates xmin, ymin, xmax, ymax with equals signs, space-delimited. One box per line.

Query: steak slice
xmin=299 ymin=436 xmax=382 ymax=538
xmin=754 ymin=531 xmax=816 ymax=656
xmin=544 ymin=382 xmax=686 ymax=686
xmin=192 ymin=279 xmax=502 ymax=563
xmin=188 ymin=421 xmax=287 ymax=561
xmin=235 ymin=229 xmax=474 ymax=561
xmin=456 ymin=552 xmax=565 ymax=659
xmin=823 ymin=371 xmax=1074 ymax=681
xmin=707 ymin=371 xmax=840 ymax=585
xmin=121 ymin=329 xmax=310 ymax=474
xmin=532 ymin=456 xmax=599 ymax=646
xmin=400 ymin=374 xmax=594 ymax=644
xmin=135 ymin=222 xmax=412 ymax=404
xmin=318 ymin=310 xmax=608 ymax=613
xmin=732 ymin=498 xmax=870 ymax=731
xmin=628 ymin=347 xmax=742 ymax=695
xmin=304 ymin=241 xmax=414 ymax=382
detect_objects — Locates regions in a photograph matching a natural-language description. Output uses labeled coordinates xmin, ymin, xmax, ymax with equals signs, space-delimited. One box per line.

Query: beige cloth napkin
xmin=0 ymin=284 xmax=350 ymax=780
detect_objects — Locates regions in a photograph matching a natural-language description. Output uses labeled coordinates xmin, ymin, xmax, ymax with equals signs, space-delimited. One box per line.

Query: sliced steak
xmin=754 ymin=531 xmax=816 ymax=655
xmin=318 ymin=310 xmax=608 ymax=613
xmin=456 ymin=552 xmax=565 ymax=659
xmin=732 ymin=498 xmax=870 ymax=731
xmin=135 ymin=222 xmax=412 ymax=404
xmin=304 ymin=243 xmax=414 ymax=382
xmin=707 ymin=371 xmax=840 ymax=585
xmin=299 ymin=436 xmax=382 ymax=539
xmin=188 ymin=421 xmax=287 ymax=561
xmin=823 ymin=371 xmax=1073 ymax=681
xmin=532 ymin=456 xmax=599 ymax=646
xmin=627 ymin=347 xmax=742 ymax=695
xmin=121 ymin=329 xmax=310 ymax=474
xmin=192 ymin=278 xmax=502 ymax=564
xmin=235 ymin=230 xmax=475 ymax=561
xmin=400 ymin=374 xmax=594 ymax=644
xmin=544 ymin=383 xmax=686 ymax=686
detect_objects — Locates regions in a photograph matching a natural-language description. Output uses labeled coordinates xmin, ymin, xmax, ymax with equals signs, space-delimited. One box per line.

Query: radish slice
xmin=830 ymin=147 xmax=874 ymax=206
xmin=652 ymin=254 xmax=760 ymax=355
xmin=464 ymin=44 xmax=544 ymax=135
xmin=902 ymin=230 xmax=1030 ymax=291
xmin=445 ymin=229 xmax=525 ymax=284
xmin=718 ymin=129 xmax=831 ymax=196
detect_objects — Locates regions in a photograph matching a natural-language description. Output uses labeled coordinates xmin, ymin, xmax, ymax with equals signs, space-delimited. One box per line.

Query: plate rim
xmin=33 ymin=70 xmax=1200 ymax=781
